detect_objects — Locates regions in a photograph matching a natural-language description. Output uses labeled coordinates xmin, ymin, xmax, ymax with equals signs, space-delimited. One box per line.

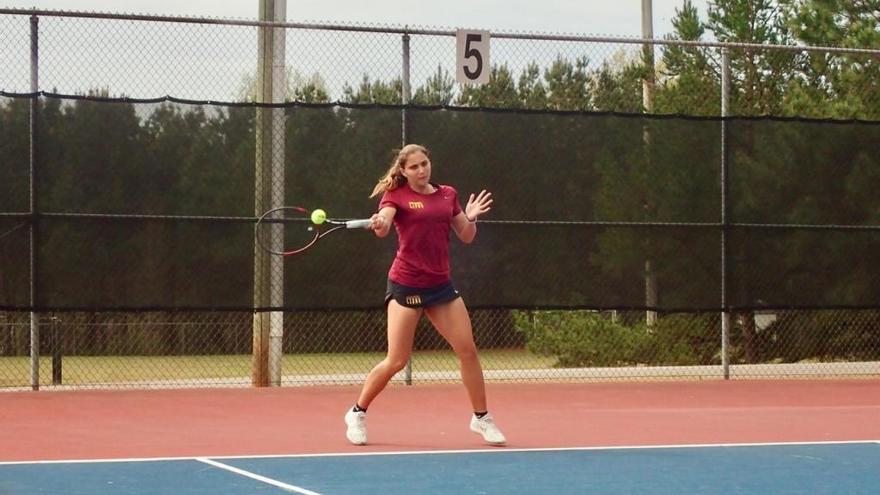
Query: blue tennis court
xmin=2 ymin=441 xmax=878 ymax=494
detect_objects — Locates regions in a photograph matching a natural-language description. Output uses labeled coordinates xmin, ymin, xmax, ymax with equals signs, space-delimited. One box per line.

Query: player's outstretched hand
xmin=464 ymin=190 xmax=493 ymax=222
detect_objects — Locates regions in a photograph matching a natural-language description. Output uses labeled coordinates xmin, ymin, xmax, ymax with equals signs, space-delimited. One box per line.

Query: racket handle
xmin=345 ymin=219 xmax=372 ymax=229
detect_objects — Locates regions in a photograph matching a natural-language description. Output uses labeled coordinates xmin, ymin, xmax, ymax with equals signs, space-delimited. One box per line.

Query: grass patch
xmin=0 ymin=349 xmax=553 ymax=387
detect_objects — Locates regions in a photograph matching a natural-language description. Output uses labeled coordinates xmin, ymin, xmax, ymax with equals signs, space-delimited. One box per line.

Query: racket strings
xmin=256 ymin=207 xmax=319 ymax=256
xmin=255 ymin=206 xmax=371 ymax=256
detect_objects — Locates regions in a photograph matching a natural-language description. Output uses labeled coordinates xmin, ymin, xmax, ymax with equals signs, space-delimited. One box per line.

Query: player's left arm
xmin=452 ymin=190 xmax=493 ymax=244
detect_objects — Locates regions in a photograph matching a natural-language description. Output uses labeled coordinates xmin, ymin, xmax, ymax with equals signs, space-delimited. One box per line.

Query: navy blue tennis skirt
xmin=385 ymin=279 xmax=461 ymax=308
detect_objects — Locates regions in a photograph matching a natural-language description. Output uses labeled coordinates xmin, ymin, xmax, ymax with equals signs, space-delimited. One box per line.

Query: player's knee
xmin=455 ymin=344 xmax=478 ymax=363
xmin=385 ymin=356 xmax=410 ymax=373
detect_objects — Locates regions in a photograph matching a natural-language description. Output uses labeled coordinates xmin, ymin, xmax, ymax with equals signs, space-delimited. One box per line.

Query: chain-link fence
xmin=2 ymin=309 xmax=878 ymax=389
xmin=1 ymin=8 xmax=879 ymax=389
xmin=3 ymin=9 xmax=879 ymax=116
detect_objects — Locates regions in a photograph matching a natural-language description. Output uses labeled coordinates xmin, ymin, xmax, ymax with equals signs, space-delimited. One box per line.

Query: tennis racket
xmin=255 ymin=206 xmax=372 ymax=256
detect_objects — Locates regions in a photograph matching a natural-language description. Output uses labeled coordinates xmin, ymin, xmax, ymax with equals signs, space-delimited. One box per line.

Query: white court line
xmin=1 ymin=439 xmax=879 ymax=465
xmin=195 ymin=457 xmax=323 ymax=495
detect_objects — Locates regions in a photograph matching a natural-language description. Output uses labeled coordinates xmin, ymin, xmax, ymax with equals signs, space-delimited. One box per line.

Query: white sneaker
xmin=470 ymin=413 xmax=506 ymax=445
xmin=344 ymin=408 xmax=367 ymax=445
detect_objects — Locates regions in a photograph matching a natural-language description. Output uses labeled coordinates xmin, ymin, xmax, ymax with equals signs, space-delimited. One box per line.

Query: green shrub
xmin=638 ymin=313 xmax=720 ymax=365
xmin=514 ymin=310 xmax=720 ymax=367
xmin=755 ymin=310 xmax=880 ymax=362
xmin=513 ymin=310 xmax=648 ymax=367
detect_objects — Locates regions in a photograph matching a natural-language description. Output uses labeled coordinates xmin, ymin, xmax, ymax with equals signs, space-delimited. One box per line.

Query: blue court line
xmin=1 ymin=441 xmax=878 ymax=495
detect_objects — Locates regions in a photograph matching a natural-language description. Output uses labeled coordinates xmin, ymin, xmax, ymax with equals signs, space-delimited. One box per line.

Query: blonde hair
xmin=370 ymin=144 xmax=430 ymax=198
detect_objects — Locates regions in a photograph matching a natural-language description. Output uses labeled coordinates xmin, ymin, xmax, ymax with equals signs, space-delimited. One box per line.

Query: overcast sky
xmin=4 ymin=0 xmax=710 ymax=38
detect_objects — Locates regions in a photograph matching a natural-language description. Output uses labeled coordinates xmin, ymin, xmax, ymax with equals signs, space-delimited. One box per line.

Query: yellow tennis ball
xmin=310 ymin=208 xmax=327 ymax=225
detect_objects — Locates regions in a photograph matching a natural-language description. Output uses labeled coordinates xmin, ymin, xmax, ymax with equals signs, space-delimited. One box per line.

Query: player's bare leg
xmin=426 ymin=298 xmax=506 ymax=445
xmin=358 ymin=301 xmax=421 ymax=408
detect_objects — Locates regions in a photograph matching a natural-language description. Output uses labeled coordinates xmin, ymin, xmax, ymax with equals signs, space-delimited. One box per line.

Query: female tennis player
xmin=344 ymin=144 xmax=506 ymax=446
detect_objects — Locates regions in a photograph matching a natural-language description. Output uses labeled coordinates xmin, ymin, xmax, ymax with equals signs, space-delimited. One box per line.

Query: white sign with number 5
xmin=456 ymin=30 xmax=490 ymax=85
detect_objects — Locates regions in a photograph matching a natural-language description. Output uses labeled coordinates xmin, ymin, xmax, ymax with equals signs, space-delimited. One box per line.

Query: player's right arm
xmin=370 ymin=206 xmax=396 ymax=238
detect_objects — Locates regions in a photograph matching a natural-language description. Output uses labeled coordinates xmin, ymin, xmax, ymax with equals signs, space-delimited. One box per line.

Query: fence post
xmin=253 ymin=0 xmax=287 ymax=387
xmin=51 ymin=316 xmax=61 ymax=385
xmin=641 ymin=1 xmax=657 ymax=329
xmin=401 ymin=30 xmax=414 ymax=386
xmin=720 ymin=47 xmax=731 ymax=380
xmin=29 ymin=14 xmax=40 ymax=391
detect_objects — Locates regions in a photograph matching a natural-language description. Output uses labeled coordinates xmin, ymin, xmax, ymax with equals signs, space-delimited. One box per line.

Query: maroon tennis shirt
xmin=379 ymin=183 xmax=463 ymax=288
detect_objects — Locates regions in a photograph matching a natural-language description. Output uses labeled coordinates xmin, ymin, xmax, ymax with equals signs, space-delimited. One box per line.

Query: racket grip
xmin=345 ymin=219 xmax=372 ymax=229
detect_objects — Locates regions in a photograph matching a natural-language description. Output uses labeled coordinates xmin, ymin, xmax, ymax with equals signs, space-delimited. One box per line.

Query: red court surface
xmin=2 ymin=379 xmax=879 ymax=462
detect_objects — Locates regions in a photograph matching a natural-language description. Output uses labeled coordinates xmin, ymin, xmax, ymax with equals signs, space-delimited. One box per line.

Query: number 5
xmin=456 ymin=30 xmax=490 ymax=85
xmin=463 ymin=34 xmax=483 ymax=79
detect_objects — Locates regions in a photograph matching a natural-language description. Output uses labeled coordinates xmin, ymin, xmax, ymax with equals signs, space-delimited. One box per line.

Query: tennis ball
xmin=310 ymin=209 xmax=327 ymax=225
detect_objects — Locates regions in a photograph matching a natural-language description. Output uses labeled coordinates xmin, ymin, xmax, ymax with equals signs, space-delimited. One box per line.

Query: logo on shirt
xmin=405 ymin=295 xmax=422 ymax=306
xmin=408 ymin=201 xmax=424 ymax=209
